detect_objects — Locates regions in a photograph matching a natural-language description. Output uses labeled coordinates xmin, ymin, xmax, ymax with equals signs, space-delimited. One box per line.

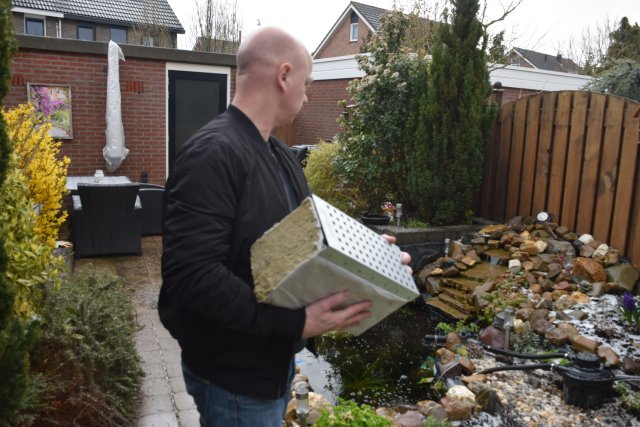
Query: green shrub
xmin=22 ymin=271 xmax=143 ymax=426
xmin=0 ymin=168 xmax=63 ymax=318
xmin=304 ymin=141 xmax=363 ymax=215
xmin=0 ymin=1 xmax=33 ymax=424
xmin=335 ymin=11 xmax=430 ymax=214
xmin=315 ymin=398 xmax=391 ymax=427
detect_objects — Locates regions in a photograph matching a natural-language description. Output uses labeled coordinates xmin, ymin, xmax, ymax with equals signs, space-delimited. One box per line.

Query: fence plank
xmin=593 ymin=96 xmax=625 ymax=243
xmin=611 ymin=103 xmax=640 ymax=253
xmin=480 ymin=113 xmax=501 ymax=218
xmin=547 ymin=92 xmax=572 ymax=220
xmin=493 ymin=102 xmax=515 ymax=220
xmin=505 ymin=99 xmax=528 ymax=219
xmin=518 ymin=95 xmax=541 ymax=216
xmin=533 ymin=92 xmax=557 ymax=215
xmin=561 ymin=92 xmax=589 ymax=230
xmin=486 ymin=91 xmax=640 ymax=267
xmin=576 ymin=93 xmax=606 ymax=234
xmin=628 ymin=158 xmax=640 ymax=270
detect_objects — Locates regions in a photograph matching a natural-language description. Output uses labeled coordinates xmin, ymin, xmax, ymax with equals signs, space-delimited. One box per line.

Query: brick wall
xmin=295 ymin=79 xmax=352 ymax=146
xmin=501 ymin=87 xmax=539 ymax=105
xmin=6 ymin=36 xmax=236 ymax=185
xmin=293 ymin=82 xmax=540 ymax=147
xmin=7 ymin=49 xmax=167 ymax=184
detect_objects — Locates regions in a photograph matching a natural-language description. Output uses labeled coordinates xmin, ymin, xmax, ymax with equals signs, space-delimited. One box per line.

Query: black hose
xmin=480 ymin=343 xmax=570 ymax=360
xmin=613 ymin=375 xmax=640 ymax=382
xmin=477 ymin=363 xmax=553 ymax=375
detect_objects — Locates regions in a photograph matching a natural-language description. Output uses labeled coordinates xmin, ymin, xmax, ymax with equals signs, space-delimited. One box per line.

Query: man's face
xmin=285 ymin=52 xmax=313 ymax=121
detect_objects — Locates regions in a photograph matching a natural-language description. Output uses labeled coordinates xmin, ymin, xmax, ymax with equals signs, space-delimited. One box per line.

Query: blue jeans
xmin=182 ymin=361 xmax=294 ymax=427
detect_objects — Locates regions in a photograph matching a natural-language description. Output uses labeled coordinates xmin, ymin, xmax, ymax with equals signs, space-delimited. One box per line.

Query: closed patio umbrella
xmin=103 ymin=41 xmax=128 ymax=172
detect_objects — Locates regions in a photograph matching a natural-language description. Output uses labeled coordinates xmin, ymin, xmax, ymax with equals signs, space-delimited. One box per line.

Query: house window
xmin=511 ymin=58 xmax=520 ymax=67
xmin=142 ymin=36 xmax=155 ymax=47
xmin=78 ymin=25 xmax=95 ymax=41
xmin=350 ymin=12 xmax=358 ymax=42
xmin=25 ymin=17 xmax=45 ymax=36
xmin=111 ymin=27 xmax=127 ymax=44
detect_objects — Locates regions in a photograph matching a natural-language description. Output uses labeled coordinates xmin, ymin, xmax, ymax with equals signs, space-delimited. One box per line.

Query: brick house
xmin=7 ymin=36 xmax=235 ymax=184
xmin=294 ymin=1 xmax=591 ymax=147
xmin=11 ymin=0 xmax=184 ymax=48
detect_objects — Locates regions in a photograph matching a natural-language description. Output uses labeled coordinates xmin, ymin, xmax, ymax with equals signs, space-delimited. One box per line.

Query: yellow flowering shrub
xmin=0 ymin=104 xmax=68 ymax=317
xmin=3 ymin=103 xmax=70 ymax=248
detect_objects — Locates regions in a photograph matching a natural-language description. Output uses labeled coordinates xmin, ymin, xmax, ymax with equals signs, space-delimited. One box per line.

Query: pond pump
xmin=477 ymin=344 xmax=640 ymax=409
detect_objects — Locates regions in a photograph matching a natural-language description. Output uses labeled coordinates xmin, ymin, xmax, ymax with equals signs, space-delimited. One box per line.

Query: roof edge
xmin=15 ymin=34 xmax=234 ymax=66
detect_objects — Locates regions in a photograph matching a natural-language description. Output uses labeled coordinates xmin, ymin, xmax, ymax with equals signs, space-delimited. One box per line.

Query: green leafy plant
xmin=304 ymin=140 xmax=364 ymax=216
xmin=405 ymin=219 xmax=430 ymax=228
xmin=615 ymin=382 xmax=640 ymax=413
xmin=435 ymin=322 xmax=453 ymax=334
xmin=22 ymin=271 xmax=143 ymax=426
xmin=315 ymin=398 xmax=391 ymax=427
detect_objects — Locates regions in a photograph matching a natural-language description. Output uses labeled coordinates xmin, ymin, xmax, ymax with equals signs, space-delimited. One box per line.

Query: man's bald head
xmin=236 ymin=27 xmax=309 ymax=76
xmin=232 ymin=27 xmax=312 ymax=139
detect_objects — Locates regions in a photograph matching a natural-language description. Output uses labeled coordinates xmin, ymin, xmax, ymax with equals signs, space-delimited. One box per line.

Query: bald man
xmin=158 ymin=27 xmax=375 ymax=426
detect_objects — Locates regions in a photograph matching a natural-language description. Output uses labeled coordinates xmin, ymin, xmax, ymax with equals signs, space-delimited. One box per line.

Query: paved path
xmin=74 ymin=236 xmax=199 ymax=427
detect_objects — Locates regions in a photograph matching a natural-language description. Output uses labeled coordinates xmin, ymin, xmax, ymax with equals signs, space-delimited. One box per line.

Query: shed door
xmin=168 ymin=70 xmax=228 ymax=173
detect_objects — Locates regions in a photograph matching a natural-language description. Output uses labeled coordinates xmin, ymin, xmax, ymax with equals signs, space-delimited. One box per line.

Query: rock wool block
xmin=251 ymin=194 xmax=418 ymax=335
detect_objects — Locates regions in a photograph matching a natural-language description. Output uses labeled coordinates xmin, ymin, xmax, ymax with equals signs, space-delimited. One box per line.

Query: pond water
xmin=304 ymin=300 xmax=447 ymax=408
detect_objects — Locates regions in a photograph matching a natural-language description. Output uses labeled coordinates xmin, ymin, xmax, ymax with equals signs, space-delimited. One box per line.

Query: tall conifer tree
xmin=420 ymin=0 xmax=496 ymax=224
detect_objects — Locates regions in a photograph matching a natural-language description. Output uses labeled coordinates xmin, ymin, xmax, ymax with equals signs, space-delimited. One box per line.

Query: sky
xmin=166 ymin=0 xmax=640 ymax=56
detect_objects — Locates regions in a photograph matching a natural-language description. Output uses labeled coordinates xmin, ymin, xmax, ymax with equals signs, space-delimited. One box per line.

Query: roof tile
xmin=13 ymin=0 xmax=184 ymax=31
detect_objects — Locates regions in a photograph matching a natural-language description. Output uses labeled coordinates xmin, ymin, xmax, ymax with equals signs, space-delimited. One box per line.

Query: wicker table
xmin=66 ymin=175 xmax=132 ymax=194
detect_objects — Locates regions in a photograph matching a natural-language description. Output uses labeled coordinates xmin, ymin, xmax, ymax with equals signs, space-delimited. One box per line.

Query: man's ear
xmin=277 ymin=62 xmax=292 ymax=92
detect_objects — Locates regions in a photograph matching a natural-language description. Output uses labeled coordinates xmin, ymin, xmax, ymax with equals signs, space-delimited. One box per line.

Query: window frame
xmin=77 ymin=24 xmax=96 ymax=41
xmin=25 ymin=16 xmax=45 ymax=36
xmin=142 ymin=36 xmax=155 ymax=47
xmin=349 ymin=12 xmax=359 ymax=42
xmin=350 ymin=23 xmax=359 ymax=42
xmin=110 ymin=26 xmax=127 ymax=44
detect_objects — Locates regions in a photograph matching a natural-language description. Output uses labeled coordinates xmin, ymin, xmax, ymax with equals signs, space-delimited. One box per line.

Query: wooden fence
xmin=478 ymin=91 xmax=640 ymax=268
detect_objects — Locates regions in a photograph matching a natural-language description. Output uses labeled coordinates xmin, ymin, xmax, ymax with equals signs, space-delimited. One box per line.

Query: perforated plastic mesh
xmin=311 ymin=195 xmax=416 ymax=294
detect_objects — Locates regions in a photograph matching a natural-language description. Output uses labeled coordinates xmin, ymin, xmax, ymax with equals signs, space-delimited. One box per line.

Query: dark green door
xmin=168 ymin=70 xmax=228 ymax=173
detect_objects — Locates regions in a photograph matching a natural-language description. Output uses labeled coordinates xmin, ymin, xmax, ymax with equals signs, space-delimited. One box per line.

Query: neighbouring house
xmin=11 ymin=0 xmax=184 ymax=48
xmin=507 ymin=47 xmax=580 ymax=74
xmin=7 ymin=0 xmax=235 ymax=184
xmin=293 ymin=1 xmax=591 ymax=146
xmin=313 ymin=1 xmax=386 ymax=60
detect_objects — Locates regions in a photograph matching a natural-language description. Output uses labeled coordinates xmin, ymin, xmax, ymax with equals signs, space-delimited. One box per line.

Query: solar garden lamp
xmin=395 ymin=203 xmax=403 ymax=228
xmin=294 ymin=381 xmax=309 ymax=426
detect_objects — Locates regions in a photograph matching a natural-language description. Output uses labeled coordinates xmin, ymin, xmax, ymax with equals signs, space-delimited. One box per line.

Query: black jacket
xmin=159 ymin=105 xmax=311 ymax=399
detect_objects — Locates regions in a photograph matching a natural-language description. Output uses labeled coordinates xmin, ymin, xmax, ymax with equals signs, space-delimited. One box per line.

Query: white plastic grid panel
xmin=311 ymin=195 xmax=417 ymax=294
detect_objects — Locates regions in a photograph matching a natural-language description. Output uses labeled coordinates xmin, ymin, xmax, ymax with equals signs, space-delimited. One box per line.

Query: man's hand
xmin=301 ymin=234 xmax=413 ymax=339
xmin=381 ymin=234 xmax=412 ymax=274
xmin=302 ymin=291 xmax=372 ymax=339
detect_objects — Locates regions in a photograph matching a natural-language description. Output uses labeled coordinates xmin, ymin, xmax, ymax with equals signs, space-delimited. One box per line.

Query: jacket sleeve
xmin=161 ymin=140 xmax=306 ymax=341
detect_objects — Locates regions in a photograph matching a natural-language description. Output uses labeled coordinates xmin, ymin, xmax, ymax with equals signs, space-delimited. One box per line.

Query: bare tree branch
xmin=189 ymin=0 xmax=243 ymax=53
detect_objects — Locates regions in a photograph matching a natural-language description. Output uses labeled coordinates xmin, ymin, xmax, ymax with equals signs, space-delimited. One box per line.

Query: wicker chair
xmin=72 ymin=183 xmax=142 ymax=257
xmin=138 ymin=183 xmax=164 ymax=236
